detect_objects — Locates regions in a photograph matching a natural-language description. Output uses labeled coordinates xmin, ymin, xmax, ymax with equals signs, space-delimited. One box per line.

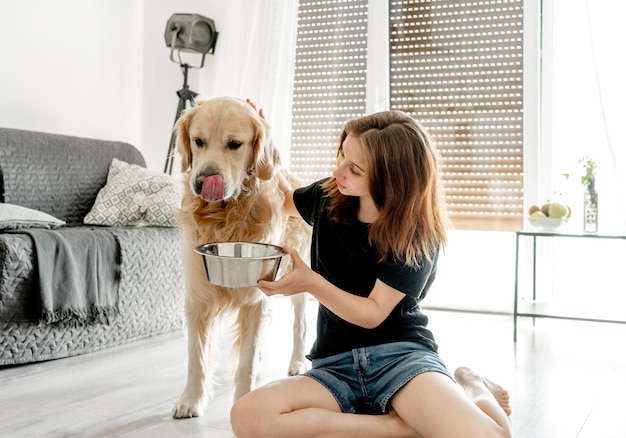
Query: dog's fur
xmin=172 ymin=97 xmax=311 ymax=419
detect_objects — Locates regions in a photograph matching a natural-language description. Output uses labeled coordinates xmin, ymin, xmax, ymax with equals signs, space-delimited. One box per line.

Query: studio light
xmin=163 ymin=13 xmax=218 ymax=174
xmin=164 ymin=13 xmax=218 ymax=68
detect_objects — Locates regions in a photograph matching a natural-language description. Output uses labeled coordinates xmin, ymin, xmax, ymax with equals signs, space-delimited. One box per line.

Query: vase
xmin=583 ymin=186 xmax=598 ymax=233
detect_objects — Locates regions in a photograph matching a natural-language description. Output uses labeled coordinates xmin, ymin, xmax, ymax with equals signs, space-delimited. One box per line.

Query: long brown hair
xmin=321 ymin=111 xmax=448 ymax=267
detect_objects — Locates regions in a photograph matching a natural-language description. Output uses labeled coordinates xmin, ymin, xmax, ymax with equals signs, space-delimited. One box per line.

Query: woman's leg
xmin=391 ymin=368 xmax=512 ymax=438
xmin=230 ymin=375 xmax=418 ymax=438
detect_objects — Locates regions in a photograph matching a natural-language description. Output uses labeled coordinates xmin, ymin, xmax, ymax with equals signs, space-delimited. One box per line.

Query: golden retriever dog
xmin=172 ymin=97 xmax=311 ymax=419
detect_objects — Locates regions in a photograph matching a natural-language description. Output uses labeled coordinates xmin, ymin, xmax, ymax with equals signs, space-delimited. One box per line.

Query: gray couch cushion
xmin=0 ymin=128 xmax=145 ymax=226
xmin=0 ymin=204 xmax=66 ymax=230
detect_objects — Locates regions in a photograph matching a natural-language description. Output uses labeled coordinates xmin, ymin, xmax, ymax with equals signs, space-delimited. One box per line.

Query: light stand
xmin=164 ymin=63 xmax=198 ymax=175
xmin=163 ymin=13 xmax=218 ymax=174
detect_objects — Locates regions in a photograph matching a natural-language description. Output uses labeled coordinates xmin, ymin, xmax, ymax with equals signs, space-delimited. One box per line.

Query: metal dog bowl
xmin=195 ymin=242 xmax=286 ymax=287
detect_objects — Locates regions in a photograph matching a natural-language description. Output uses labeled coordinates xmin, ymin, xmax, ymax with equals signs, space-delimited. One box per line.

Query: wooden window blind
xmin=389 ymin=0 xmax=524 ymax=231
xmin=290 ymin=0 xmax=369 ymax=183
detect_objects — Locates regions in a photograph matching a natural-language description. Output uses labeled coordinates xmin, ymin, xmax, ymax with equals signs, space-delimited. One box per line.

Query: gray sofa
xmin=0 ymin=128 xmax=184 ymax=366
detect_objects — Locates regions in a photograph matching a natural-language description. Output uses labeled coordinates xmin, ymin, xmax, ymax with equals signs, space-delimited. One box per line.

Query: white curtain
xmin=198 ymin=0 xmax=299 ymax=164
xmin=547 ymin=0 xmax=626 ymax=232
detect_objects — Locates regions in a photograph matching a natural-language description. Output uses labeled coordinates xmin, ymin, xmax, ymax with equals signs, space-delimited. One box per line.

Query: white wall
xmin=1 ymin=0 xmax=297 ymax=173
xmin=425 ymin=230 xmax=516 ymax=314
xmin=0 ymin=0 xmax=265 ymax=172
xmin=1 ymin=1 xmax=145 ymax=149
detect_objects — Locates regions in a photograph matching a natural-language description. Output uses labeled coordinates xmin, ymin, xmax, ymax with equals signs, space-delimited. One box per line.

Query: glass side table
xmin=513 ymin=230 xmax=626 ymax=341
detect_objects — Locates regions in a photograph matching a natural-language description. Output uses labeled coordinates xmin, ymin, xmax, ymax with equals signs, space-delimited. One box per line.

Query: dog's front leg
xmin=173 ymin=299 xmax=217 ymax=418
xmin=288 ymin=293 xmax=308 ymax=375
xmin=233 ymin=297 xmax=267 ymax=401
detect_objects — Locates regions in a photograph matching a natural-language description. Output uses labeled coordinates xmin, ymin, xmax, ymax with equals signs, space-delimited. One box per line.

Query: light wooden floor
xmin=2 ymin=298 xmax=626 ymax=438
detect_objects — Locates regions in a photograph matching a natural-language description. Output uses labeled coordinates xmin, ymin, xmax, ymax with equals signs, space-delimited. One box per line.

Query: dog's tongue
xmin=201 ymin=175 xmax=225 ymax=201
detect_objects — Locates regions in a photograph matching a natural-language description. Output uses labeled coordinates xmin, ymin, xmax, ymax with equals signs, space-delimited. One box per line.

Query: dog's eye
xmin=227 ymin=140 xmax=242 ymax=150
xmin=194 ymin=138 xmax=205 ymax=148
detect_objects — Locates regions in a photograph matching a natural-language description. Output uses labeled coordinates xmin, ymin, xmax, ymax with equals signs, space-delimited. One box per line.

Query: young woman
xmin=230 ymin=109 xmax=512 ymax=438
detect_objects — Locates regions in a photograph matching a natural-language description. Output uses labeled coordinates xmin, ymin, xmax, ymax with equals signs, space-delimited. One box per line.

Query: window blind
xmin=389 ymin=0 xmax=524 ymax=231
xmin=290 ymin=0 xmax=369 ymax=183
xmin=291 ymin=0 xmax=524 ymax=231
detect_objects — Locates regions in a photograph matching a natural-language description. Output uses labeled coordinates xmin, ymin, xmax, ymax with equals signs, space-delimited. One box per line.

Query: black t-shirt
xmin=293 ymin=179 xmax=439 ymax=360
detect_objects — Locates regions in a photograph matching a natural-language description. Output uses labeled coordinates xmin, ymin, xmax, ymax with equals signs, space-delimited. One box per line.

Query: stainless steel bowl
xmin=195 ymin=242 xmax=286 ymax=287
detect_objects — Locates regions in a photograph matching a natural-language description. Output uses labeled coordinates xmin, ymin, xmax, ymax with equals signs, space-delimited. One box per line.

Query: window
xmin=290 ymin=0 xmax=369 ymax=183
xmin=291 ymin=0 xmax=524 ymax=231
xmin=389 ymin=0 xmax=524 ymax=231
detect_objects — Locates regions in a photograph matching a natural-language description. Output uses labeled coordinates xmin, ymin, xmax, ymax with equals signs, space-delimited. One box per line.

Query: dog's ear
xmin=175 ymin=105 xmax=196 ymax=172
xmin=254 ymin=117 xmax=281 ymax=181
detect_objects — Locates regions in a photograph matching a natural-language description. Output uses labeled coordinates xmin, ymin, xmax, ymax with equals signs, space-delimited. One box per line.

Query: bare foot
xmin=454 ymin=366 xmax=511 ymax=416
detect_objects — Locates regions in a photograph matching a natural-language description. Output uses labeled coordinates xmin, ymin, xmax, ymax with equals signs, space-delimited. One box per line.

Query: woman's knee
xmin=231 ymin=389 xmax=278 ymax=438
xmin=231 ymin=394 xmax=259 ymax=437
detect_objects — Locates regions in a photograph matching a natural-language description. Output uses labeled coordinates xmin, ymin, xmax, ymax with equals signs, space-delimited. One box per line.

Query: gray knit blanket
xmin=22 ymin=228 xmax=120 ymax=324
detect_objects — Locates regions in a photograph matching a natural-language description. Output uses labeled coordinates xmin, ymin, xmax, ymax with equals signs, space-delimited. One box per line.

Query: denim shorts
xmin=304 ymin=341 xmax=452 ymax=415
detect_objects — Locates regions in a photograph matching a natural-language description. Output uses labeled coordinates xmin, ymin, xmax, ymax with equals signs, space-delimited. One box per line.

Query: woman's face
xmin=333 ymin=134 xmax=370 ymax=198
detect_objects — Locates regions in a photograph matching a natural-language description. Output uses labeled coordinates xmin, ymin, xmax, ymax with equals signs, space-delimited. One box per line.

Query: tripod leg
xmin=164 ymin=95 xmax=189 ymax=174
xmin=164 ymin=63 xmax=202 ymax=174
xmin=165 ymin=131 xmax=177 ymax=174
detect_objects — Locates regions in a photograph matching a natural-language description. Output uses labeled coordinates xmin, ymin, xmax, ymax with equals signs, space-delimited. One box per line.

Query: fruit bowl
xmin=527 ymin=216 xmax=569 ymax=231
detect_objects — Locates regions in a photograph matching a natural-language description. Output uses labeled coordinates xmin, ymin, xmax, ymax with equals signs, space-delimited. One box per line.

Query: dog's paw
xmin=172 ymin=398 xmax=206 ymax=419
xmin=288 ymin=360 xmax=309 ymax=376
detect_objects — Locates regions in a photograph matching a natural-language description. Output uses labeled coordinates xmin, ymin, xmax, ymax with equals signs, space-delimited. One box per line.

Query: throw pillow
xmin=0 ymin=204 xmax=66 ymax=230
xmin=84 ymin=158 xmax=180 ymax=227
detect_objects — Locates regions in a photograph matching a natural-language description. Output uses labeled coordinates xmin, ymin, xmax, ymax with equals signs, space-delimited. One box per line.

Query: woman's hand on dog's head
xmin=246 ymin=98 xmax=265 ymax=120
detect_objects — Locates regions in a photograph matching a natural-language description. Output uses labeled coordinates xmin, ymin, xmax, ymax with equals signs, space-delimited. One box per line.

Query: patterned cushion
xmin=0 ymin=204 xmax=66 ymax=230
xmin=84 ymin=159 xmax=180 ymax=227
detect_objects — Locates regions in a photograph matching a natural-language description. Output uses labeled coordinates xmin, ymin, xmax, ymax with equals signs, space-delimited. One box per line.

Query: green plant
xmin=578 ymin=156 xmax=598 ymax=187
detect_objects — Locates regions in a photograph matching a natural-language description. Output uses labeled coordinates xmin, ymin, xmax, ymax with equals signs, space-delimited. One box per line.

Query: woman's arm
xmin=276 ymin=170 xmax=300 ymax=217
xmin=312 ymin=276 xmax=405 ymax=329
xmin=258 ymin=247 xmax=405 ymax=329
xmin=282 ymin=189 xmax=300 ymax=217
